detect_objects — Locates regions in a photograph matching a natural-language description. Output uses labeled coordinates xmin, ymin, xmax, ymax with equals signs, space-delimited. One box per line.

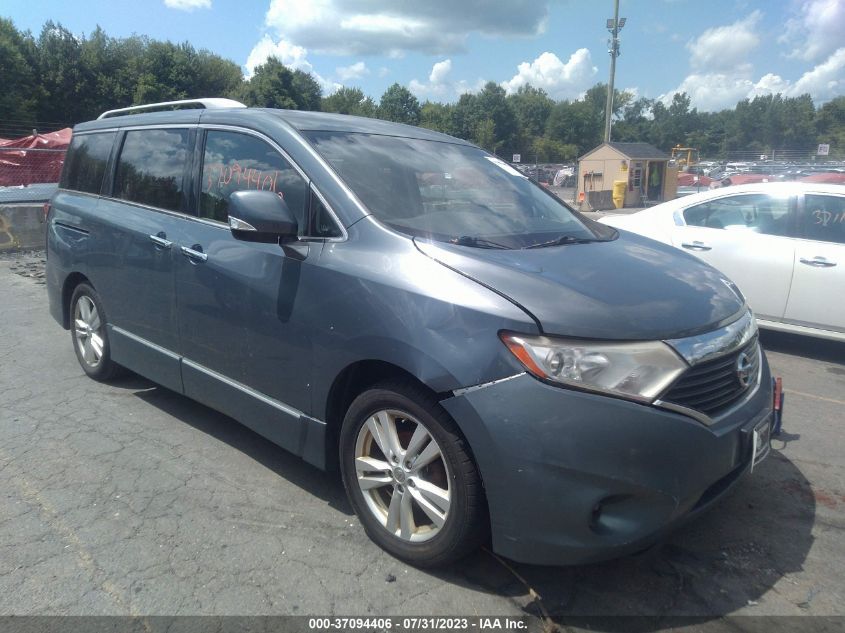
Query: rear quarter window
xmin=59 ymin=132 xmax=116 ymax=194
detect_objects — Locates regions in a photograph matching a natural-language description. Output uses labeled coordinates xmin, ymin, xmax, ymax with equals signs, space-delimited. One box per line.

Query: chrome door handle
xmin=681 ymin=241 xmax=712 ymax=251
xmin=149 ymin=233 xmax=172 ymax=249
xmin=180 ymin=245 xmax=208 ymax=263
xmin=799 ymin=256 xmax=837 ymax=268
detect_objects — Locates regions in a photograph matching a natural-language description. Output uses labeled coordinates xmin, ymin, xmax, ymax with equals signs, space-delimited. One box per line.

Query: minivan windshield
xmin=304 ymin=131 xmax=614 ymax=249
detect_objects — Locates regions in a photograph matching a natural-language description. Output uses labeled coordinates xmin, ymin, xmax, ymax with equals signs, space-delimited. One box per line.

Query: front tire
xmin=69 ymin=283 xmax=122 ymax=381
xmin=340 ymin=380 xmax=486 ymax=567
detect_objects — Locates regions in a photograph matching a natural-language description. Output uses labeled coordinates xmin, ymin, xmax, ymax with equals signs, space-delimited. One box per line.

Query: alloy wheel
xmin=354 ymin=409 xmax=452 ymax=542
xmin=73 ymin=295 xmax=104 ymax=368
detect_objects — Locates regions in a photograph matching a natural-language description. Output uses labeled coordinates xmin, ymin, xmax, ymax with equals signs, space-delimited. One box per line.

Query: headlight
xmin=500 ymin=332 xmax=688 ymax=403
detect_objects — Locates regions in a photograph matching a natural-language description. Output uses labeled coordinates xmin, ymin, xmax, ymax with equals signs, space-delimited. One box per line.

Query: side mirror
xmin=228 ymin=190 xmax=297 ymax=242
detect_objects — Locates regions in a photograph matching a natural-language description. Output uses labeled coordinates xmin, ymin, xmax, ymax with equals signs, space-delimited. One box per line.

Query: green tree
xmin=322 ymin=87 xmax=376 ymax=117
xmin=130 ymin=40 xmax=244 ymax=108
xmin=377 ymin=83 xmax=420 ymax=125
xmin=474 ymin=82 xmax=518 ymax=155
xmin=450 ymin=92 xmax=480 ymax=141
xmin=238 ymin=57 xmax=321 ymax=110
xmin=193 ymin=50 xmax=244 ymax=101
xmin=531 ymin=137 xmax=578 ymax=162
xmin=0 ymin=18 xmax=39 ymax=127
xmin=779 ymin=94 xmax=816 ymax=153
xmin=507 ymin=85 xmax=554 ymax=139
xmin=545 ymin=99 xmax=600 ymax=154
xmin=4 ymin=16 xmax=845 ymax=166
xmin=419 ymin=101 xmax=454 ymax=134
xmin=36 ymin=21 xmax=90 ymax=124
xmin=612 ymin=96 xmax=654 ymax=143
xmin=291 ymin=69 xmax=322 ymax=111
xmin=816 ymin=96 xmax=845 ymax=158
xmin=473 ymin=118 xmax=496 ymax=152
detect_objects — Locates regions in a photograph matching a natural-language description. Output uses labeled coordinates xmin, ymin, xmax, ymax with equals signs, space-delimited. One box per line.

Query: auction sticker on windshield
xmin=485 ymin=156 xmax=527 ymax=178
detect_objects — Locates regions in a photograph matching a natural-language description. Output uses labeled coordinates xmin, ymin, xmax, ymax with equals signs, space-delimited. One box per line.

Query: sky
xmin=4 ymin=0 xmax=845 ymax=111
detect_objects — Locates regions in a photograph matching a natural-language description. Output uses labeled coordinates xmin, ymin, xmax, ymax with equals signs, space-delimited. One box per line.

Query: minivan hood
xmin=414 ymin=231 xmax=745 ymax=341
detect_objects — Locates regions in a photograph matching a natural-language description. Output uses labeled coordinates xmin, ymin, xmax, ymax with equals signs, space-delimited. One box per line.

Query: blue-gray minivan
xmin=46 ymin=99 xmax=774 ymax=567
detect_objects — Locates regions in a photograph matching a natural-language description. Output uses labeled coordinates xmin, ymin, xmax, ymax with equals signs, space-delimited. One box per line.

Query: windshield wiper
xmin=450 ymin=235 xmax=511 ymax=249
xmin=524 ymin=235 xmax=598 ymax=249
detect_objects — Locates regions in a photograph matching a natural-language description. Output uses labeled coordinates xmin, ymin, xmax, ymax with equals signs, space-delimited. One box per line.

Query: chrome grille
xmin=662 ymin=336 xmax=760 ymax=417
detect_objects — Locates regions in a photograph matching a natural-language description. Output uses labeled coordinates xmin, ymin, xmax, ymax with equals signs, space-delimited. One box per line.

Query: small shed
xmin=577 ymin=142 xmax=677 ymax=211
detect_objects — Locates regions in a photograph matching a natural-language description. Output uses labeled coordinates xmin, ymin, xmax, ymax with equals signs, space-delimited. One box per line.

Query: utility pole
xmin=603 ymin=0 xmax=625 ymax=143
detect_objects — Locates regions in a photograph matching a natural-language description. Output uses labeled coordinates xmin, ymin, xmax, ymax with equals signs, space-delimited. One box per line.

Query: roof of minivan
xmin=263 ymin=109 xmax=472 ymax=145
xmin=73 ymin=107 xmax=473 ymax=146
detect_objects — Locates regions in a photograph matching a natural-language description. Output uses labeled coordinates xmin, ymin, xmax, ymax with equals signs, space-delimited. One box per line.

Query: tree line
xmin=2 ymin=18 xmax=843 ymax=160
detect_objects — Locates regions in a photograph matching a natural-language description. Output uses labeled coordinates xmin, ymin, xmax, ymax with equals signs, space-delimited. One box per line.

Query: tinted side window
xmin=200 ymin=130 xmax=307 ymax=225
xmin=803 ymin=194 xmax=845 ymax=245
xmin=59 ymin=132 xmax=115 ymax=194
xmin=114 ymin=129 xmax=190 ymax=212
xmin=683 ymin=194 xmax=792 ymax=237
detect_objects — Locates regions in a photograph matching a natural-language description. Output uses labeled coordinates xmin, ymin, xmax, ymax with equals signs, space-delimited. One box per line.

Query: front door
xmin=174 ymin=128 xmax=315 ymax=452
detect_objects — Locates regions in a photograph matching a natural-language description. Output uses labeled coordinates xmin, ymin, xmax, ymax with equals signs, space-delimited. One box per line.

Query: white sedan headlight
xmin=500 ymin=332 xmax=689 ymax=403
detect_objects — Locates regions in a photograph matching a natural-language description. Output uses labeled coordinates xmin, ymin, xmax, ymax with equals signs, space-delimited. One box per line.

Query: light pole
xmin=603 ymin=1 xmax=625 ymax=143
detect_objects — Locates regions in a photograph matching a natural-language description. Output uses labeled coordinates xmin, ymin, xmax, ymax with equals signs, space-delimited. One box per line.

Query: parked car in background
xmin=47 ymin=99 xmax=774 ymax=567
xmin=601 ymin=183 xmax=845 ymax=341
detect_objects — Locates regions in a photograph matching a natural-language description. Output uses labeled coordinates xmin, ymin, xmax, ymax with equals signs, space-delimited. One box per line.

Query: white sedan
xmin=599 ymin=182 xmax=845 ymax=342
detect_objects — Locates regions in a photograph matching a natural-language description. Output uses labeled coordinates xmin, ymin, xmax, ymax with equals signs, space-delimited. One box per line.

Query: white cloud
xmin=661 ymin=47 xmax=845 ymax=111
xmin=163 ymin=0 xmax=211 ymax=10
xmin=260 ymin=0 xmax=551 ymax=56
xmin=789 ymin=47 xmax=845 ymax=99
xmin=244 ymin=35 xmax=341 ymax=95
xmin=687 ymin=10 xmax=761 ymax=72
xmin=265 ymin=0 xmax=333 ymax=31
xmin=660 ymin=73 xmax=755 ymax=111
xmin=336 ymin=61 xmax=369 ymax=81
xmin=751 ymin=73 xmax=792 ymax=96
xmin=408 ymin=79 xmax=432 ymax=97
xmin=780 ymin=0 xmax=845 ymax=61
xmin=408 ymin=59 xmax=487 ymax=100
xmin=409 ymin=59 xmax=466 ymax=99
xmin=339 ymin=14 xmax=426 ymax=34
xmin=429 ymin=59 xmax=452 ymax=84
xmin=454 ymin=78 xmax=488 ymax=95
xmin=622 ymin=86 xmax=640 ymax=101
xmin=660 ymin=9 xmax=844 ymax=111
xmin=501 ymin=49 xmax=597 ymax=99
xmin=245 ymin=35 xmax=311 ymax=77
xmin=378 ymin=67 xmax=390 ymax=78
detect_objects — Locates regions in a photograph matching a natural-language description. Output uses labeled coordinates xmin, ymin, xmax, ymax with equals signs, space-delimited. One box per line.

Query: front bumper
xmin=441 ymin=356 xmax=773 ymax=566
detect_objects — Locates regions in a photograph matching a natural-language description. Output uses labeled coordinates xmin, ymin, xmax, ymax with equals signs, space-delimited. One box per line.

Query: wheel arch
xmin=321 ymin=359 xmax=483 ymax=476
xmin=61 ymin=272 xmax=93 ymax=329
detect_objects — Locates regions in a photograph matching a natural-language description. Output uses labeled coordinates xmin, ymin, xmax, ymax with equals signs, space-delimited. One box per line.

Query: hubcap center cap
xmin=392 ymin=468 xmax=406 ymax=483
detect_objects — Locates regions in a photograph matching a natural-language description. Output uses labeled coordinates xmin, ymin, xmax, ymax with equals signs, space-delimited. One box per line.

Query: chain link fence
xmin=0 ymin=147 xmax=66 ymax=188
xmin=1 ymin=120 xmax=68 ymax=210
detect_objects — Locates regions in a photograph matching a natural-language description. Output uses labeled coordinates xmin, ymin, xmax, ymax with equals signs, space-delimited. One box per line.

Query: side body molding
xmin=108 ymin=326 xmax=328 ymax=469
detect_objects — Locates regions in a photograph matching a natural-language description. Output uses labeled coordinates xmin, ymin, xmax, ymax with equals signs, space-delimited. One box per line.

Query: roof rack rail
xmin=97 ymin=98 xmax=247 ymax=120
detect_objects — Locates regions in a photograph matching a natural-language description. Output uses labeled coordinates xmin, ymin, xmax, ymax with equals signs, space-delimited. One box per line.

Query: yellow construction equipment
xmin=671 ymin=146 xmax=699 ymax=168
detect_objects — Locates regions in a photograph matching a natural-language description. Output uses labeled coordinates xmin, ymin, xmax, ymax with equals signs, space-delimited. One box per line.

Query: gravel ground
xmin=0 ymin=249 xmax=47 ymax=283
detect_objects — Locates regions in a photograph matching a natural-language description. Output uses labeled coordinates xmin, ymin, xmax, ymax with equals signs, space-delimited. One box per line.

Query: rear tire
xmin=69 ymin=283 xmax=123 ymax=382
xmin=340 ymin=379 xmax=486 ymax=567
